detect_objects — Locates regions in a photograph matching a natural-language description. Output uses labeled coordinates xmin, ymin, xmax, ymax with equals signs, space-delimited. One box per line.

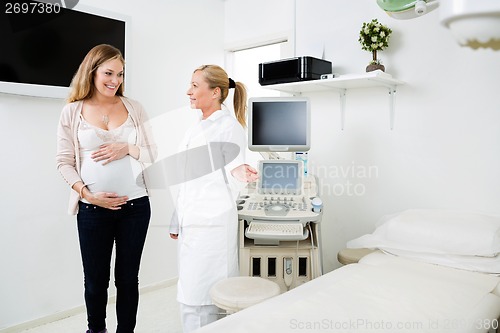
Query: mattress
xmin=196 ymin=253 xmax=500 ymax=333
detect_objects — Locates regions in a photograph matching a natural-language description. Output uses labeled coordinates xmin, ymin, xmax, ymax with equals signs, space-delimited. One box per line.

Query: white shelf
xmin=263 ymin=71 xmax=405 ymax=130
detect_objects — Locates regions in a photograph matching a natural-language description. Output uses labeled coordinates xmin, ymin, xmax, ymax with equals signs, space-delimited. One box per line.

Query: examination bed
xmin=196 ymin=209 xmax=500 ymax=333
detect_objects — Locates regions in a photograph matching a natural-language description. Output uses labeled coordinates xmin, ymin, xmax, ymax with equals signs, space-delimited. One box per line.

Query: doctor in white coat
xmin=169 ymin=65 xmax=258 ymax=332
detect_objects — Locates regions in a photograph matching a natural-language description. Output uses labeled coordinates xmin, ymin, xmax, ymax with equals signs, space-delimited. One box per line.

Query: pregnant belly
xmin=80 ymin=155 xmax=144 ymax=195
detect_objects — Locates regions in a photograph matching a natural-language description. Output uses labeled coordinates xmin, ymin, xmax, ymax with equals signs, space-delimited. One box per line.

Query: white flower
xmin=359 ymin=19 xmax=392 ymax=52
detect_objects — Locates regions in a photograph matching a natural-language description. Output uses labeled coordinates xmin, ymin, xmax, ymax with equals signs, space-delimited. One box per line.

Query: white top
xmin=56 ymin=97 xmax=157 ymax=214
xmin=173 ymin=109 xmax=246 ymax=306
xmin=78 ymin=115 xmax=147 ymax=202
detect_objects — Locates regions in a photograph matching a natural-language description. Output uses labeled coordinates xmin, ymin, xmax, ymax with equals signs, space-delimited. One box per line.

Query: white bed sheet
xmin=196 ymin=253 xmax=500 ymax=333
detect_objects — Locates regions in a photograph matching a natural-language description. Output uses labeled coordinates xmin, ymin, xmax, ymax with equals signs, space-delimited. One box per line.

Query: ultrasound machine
xmin=237 ymin=97 xmax=323 ymax=291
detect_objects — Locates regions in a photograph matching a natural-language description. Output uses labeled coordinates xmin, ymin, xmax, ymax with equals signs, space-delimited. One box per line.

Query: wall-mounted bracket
xmin=263 ymin=72 xmax=404 ymax=130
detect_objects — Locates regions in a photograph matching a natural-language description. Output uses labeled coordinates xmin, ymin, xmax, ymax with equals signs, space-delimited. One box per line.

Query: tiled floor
xmin=20 ymin=285 xmax=182 ymax=333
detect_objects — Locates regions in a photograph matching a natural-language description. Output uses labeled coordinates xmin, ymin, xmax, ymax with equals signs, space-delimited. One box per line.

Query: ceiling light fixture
xmin=376 ymin=0 xmax=500 ymax=50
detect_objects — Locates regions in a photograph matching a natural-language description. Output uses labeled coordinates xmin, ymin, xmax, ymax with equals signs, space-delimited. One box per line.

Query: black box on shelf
xmin=258 ymin=56 xmax=332 ymax=86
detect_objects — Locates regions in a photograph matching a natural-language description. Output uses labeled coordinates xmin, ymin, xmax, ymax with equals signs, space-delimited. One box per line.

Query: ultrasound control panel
xmin=237 ymin=160 xmax=322 ymax=224
xmin=237 ymin=194 xmax=321 ymax=225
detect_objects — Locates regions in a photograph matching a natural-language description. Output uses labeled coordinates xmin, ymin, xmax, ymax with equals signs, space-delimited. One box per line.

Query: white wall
xmin=225 ymin=0 xmax=500 ymax=272
xmin=0 ymin=0 xmax=225 ymax=329
xmin=224 ymin=0 xmax=294 ymax=50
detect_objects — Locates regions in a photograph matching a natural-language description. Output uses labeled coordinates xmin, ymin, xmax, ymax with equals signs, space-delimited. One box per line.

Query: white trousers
xmin=180 ymin=303 xmax=221 ymax=333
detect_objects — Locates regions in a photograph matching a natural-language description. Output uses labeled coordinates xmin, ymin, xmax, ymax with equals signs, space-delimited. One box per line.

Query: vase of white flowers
xmin=359 ymin=18 xmax=392 ymax=72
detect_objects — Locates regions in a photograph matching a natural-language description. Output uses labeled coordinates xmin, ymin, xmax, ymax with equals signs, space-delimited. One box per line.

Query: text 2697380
xmin=5 ymin=2 xmax=61 ymax=14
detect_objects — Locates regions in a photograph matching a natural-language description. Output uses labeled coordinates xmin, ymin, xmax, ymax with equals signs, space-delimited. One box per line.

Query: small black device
xmin=258 ymin=56 xmax=332 ymax=86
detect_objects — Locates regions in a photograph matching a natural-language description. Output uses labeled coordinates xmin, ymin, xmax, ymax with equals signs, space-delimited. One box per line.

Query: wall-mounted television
xmin=0 ymin=1 xmax=129 ymax=99
xmin=248 ymin=96 xmax=311 ymax=152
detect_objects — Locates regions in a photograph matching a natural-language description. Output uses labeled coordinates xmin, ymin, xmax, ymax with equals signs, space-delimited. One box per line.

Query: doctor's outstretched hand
xmin=231 ymin=164 xmax=259 ymax=183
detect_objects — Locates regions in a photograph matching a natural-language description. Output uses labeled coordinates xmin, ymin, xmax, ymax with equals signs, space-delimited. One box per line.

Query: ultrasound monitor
xmin=248 ymin=97 xmax=310 ymax=152
xmin=257 ymin=160 xmax=303 ymax=195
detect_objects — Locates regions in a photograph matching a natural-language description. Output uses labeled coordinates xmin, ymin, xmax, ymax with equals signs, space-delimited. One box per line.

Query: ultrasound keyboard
xmin=245 ymin=221 xmax=309 ymax=241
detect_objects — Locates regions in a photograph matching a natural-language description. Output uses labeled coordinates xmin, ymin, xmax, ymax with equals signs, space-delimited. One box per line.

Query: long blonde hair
xmin=67 ymin=44 xmax=125 ymax=103
xmin=195 ymin=65 xmax=248 ymax=127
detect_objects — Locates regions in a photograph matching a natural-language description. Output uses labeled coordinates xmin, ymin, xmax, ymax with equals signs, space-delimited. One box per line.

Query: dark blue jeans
xmin=77 ymin=196 xmax=151 ymax=333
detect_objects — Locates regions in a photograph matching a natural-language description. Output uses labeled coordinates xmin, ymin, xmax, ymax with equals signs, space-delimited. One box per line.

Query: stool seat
xmin=210 ymin=277 xmax=281 ymax=313
xmin=337 ymin=248 xmax=376 ymax=265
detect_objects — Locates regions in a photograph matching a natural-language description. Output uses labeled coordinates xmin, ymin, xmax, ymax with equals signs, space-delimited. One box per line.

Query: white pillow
xmin=347 ymin=209 xmax=500 ymax=257
xmin=381 ymin=249 xmax=500 ymax=275
xmin=359 ymin=249 xmax=500 ymax=275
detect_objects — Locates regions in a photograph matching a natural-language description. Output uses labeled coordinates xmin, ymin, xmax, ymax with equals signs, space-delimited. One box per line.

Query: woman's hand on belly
xmin=87 ymin=191 xmax=129 ymax=210
xmin=91 ymin=142 xmax=131 ymax=165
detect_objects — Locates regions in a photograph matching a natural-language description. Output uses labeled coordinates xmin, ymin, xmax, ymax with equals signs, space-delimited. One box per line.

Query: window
xmin=231 ymin=43 xmax=283 ymax=98
xmin=228 ymin=42 xmax=285 ymax=165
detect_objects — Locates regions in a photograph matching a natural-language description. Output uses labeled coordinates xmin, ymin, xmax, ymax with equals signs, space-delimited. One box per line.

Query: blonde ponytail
xmin=195 ymin=65 xmax=248 ymax=127
xmin=233 ymin=81 xmax=247 ymax=128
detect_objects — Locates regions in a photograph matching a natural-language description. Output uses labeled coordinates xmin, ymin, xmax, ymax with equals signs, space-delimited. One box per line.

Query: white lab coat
xmin=171 ymin=109 xmax=246 ymax=306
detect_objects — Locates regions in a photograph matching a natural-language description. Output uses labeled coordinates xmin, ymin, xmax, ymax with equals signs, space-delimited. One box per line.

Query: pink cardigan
xmin=56 ymin=96 xmax=157 ymax=215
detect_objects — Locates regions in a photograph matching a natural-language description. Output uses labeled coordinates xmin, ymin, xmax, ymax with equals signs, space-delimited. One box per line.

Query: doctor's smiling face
xmin=187 ymin=69 xmax=220 ymax=115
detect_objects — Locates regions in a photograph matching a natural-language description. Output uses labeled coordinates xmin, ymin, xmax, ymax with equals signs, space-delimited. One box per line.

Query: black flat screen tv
xmin=0 ymin=1 xmax=129 ymax=98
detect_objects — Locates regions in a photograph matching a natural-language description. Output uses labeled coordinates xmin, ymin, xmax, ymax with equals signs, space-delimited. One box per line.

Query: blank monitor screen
xmin=258 ymin=160 xmax=303 ymax=195
xmin=248 ymin=97 xmax=310 ymax=152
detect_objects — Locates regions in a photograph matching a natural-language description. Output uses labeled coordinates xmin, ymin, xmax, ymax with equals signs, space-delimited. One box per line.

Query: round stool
xmin=337 ymin=248 xmax=376 ymax=265
xmin=210 ymin=276 xmax=281 ymax=314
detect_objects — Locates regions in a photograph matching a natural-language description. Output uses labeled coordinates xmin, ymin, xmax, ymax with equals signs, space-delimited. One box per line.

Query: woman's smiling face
xmin=93 ymin=58 xmax=124 ymax=98
xmin=187 ymin=70 xmax=219 ymax=112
